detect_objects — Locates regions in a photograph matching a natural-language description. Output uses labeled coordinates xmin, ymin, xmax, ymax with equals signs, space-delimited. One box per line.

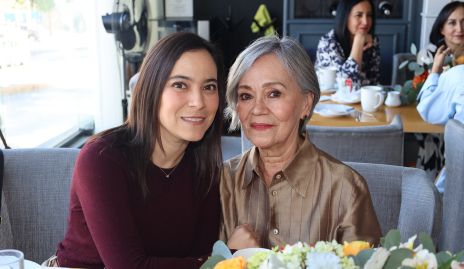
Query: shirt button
xmin=275 ymin=174 xmax=282 ymax=179
xmin=273 ymin=228 xmax=279 ymax=235
xmin=272 ymin=190 xmax=277 ymax=196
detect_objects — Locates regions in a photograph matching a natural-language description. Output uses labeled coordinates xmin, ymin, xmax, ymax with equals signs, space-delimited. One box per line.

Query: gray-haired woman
xmin=220 ymin=35 xmax=381 ymax=250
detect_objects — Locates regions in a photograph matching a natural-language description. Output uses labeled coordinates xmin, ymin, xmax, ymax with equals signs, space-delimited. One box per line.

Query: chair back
xmin=440 ymin=119 xmax=464 ymax=252
xmin=221 ymin=136 xmax=242 ymax=160
xmin=307 ymin=115 xmax=404 ymax=165
xmin=347 ymin=162 xmax=441 ymax=244
xmin=0 ymin=148 xmax=79 ymax=263
xmin=391 ymin=53 xmax=416 ymax=85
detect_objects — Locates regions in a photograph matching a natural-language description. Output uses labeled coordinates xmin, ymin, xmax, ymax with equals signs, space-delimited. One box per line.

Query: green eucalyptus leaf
xmin=353 ymin=248 xmax=375 ymax=267
xmin=394 ymin=84 xmax=402 ymax=92
xmin=212 ymin=240 xmax=232 ymax=259
xmin=400 ymin=266 xmax=416 ymax=269
xmin=436 ymin=251 xmax=453 ymax=268
xmin=399 ymin=60 xmax=410 ymax=69
xmin=411 ymin=43 xmax=417 ymax=55
xmin=382 ymin=229 xmax=401 ymax=249
xmin=383 ymin=248 xmax=414 ymax=269
xmin=415 ymin=66 xmax=425 ymax=76
xmin=199 ymin=255 xmax=225 ymax=269
xmin=418 ymin=232 xmax=435 ymax=253
xmin=444 ymin=55 xmax=453 ymax=66
xmin=407 ymin=62 xmax=419 ymax=71
xmin=455 ymin=250 xmax=464 ymax=262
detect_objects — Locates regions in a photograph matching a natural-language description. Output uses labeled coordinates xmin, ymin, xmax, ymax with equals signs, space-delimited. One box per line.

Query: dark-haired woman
xmin=315 ymin=0 xmax=380 ymax=87
xmin=50 ymin=32 xmax=225 ymax=269
xmin=416 ymin=2 xmax=464 ymax=191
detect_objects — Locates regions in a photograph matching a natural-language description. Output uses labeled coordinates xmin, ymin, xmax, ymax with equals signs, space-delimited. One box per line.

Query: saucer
xmin=314 ymin=104 xmax=354 ymax=117
xmin=331 ymin=90 xmax=361 ymax=104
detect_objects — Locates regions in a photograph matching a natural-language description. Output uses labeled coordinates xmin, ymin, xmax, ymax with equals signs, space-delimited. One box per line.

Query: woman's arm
xmin=315 ymin=32 xmax=363 ymax=86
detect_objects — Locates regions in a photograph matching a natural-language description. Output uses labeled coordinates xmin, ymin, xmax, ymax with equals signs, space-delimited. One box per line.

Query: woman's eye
xmin=239 ymin=93 xmax=252 ymax=101
xmin=269 ymin=90 xmax=281 ymax=98
xmin=204 ymin=84 xmax=217 ymax=91
xmin=172 ymin=82 xmax=187 ymax=89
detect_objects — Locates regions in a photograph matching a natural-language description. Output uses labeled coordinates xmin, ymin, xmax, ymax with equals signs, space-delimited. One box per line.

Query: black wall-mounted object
xmin=284 ymin=0 xmax=423 ymax=85
xmin=294 ymin=0 xmax=402 ymax=19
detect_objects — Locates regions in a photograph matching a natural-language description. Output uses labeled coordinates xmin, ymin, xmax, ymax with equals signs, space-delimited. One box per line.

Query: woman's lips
xmin=251 ymin=123 xmax=273 ymax=130
xmin=181 ymin=116 xmax=206 ymax=125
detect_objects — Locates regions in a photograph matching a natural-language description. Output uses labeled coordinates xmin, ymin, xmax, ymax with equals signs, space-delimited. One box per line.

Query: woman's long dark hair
xmin=429 ymin=1 xmax=464 ymax=47
xmin=91 ymin=32 xmax=225 ymax=198
xmin=334 ymin=0 xmax=376 ymax=58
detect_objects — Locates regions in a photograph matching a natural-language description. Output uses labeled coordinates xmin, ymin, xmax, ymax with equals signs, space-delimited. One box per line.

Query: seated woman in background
xmin=51 ymin=32 xmax=225 ymax=269
xmin=315 ymin=0 xmax=380 ymax=87
xmin=220 ymin=35 xmax=381 ymax=250
xmin=416 ymin=1 xmax=464 ymax=192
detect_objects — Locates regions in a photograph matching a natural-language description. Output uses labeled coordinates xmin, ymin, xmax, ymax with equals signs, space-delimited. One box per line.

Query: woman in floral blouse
xmin=315 ymin=0 xmax=380 ymax=87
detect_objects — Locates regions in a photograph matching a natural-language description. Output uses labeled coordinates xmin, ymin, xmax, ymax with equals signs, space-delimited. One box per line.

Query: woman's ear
xmin=300 ymin=92 xmax=315 ymax=119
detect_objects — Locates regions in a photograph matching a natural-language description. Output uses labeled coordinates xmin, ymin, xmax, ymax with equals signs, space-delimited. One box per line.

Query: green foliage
xmin=383 ymin=248 xmax=414 ymax=269
xmin=418 ymin=232 xmax=436 ymax=253
xmin=381 ymin=229 xmax=401 ymax=250
xmin=199 ymin=255 xmax=225 ymax=269
xmin=352 ymin=248 xmax=375 ymax=268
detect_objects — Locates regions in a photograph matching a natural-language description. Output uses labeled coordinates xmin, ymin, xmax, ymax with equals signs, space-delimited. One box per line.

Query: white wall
xmin=420 ymin=0 xmax=462 ymax=49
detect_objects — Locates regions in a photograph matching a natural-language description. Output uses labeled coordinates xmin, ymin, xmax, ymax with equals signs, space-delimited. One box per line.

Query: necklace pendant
xmin=165 ymin=175 xmax=170 ymax=178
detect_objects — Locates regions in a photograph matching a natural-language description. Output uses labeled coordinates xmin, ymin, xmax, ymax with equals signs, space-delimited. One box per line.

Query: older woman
xmin=220 ymin=36 xmax=381 ymax=250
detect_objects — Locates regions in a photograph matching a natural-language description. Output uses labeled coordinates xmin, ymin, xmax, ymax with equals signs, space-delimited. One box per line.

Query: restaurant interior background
xmin=0 ymin=0 xmax=452 ymax=150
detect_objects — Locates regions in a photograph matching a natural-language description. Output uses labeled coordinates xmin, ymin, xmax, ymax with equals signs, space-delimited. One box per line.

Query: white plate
xmin=24 ymin=260 xmax=41 ymax=269
xmin=232 ymin=248 xmax=271 ymax=260
xmin=321 ymin=88 xmax=336 ymax=94
xmin=319 ymin=95 xmax=331 ymax=102
xmin=314 ymin=104 xmax=354 ymax=117
xmin=331 ymin=91 xmax=361 ymax=104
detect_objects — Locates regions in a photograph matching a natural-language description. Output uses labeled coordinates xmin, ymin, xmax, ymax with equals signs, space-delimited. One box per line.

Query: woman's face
xmin=158 ymin=49 xmax=219 ymax=146
xmin=441 ymin=6 xmax=464 ymax=51
xmin=347 ymin=1 xmax=373 ymax=37
xmin=236 ymin=53 xmax=313 ymax=150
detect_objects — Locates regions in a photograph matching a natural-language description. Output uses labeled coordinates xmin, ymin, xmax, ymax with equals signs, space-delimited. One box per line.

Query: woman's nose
xmin=251 ymin=96 xmax=268 ymax=114
xmin=188 ymin=88 xmax=206 ymax=108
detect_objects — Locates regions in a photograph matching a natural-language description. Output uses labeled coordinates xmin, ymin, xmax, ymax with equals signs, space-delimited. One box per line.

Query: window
xmin=0 ymin=0 xmax=104 ymax=148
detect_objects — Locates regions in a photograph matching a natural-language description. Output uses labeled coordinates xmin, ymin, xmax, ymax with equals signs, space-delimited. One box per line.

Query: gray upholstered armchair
xmin=0 ymin=148 xmax=79 ymax=263
xmin=440 ymin=119 xmax=464 ymax=252
xmin=347 ymin=162 xmax=442 ymax=245
xmin=307 ymin=115 xmax=404 ymax=165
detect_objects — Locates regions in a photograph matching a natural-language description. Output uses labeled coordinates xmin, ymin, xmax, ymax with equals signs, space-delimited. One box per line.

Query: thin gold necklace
xmin=158 ymin=162 xmax=180 ymax=178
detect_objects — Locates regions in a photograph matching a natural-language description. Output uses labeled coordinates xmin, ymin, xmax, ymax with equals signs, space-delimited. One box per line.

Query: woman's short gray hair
xmin=226 ymin=35 xmax=320 ymax=130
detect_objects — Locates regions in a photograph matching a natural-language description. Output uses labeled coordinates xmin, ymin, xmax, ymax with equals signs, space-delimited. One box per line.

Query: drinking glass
xmin=0 ymin=249 xmax=24 ymax=269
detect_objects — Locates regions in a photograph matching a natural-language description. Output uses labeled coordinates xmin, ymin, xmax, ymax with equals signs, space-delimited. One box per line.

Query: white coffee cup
xmin=0 ymin=249 xmax=24 ymax=269
xmin=361 ymin=86 xmax=384 ymax=112
xmin=316 ymin=67 xmax=337 ymax=90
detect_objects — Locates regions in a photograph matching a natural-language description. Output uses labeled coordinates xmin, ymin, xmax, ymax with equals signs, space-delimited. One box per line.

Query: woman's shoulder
xmin=313 ymin=147 xmax=367 ymax=187
xmin=79 ymin=133 xmax=127 ymax=165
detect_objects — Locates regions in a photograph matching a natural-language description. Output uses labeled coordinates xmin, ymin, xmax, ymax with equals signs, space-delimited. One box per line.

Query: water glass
xmin=0 ymin=249 xmax=24 ymax=269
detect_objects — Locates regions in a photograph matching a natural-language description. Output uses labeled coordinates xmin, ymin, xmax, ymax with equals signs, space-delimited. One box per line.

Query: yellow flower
xmin=343 ymin=241 xmax=372 ymax=256
xmin=214 ymin=256 xmax=247 ymax=269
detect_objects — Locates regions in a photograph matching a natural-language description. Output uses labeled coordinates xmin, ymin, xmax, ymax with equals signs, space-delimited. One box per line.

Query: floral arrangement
xmin=396 ymin=43 xmax=463 ymax=105
xmin=200 ymin=230 xmax=464 ymax=269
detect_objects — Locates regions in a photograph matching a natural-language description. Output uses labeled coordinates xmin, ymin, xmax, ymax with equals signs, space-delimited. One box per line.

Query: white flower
xmin=305 ymin=252 xmax=342 ymax=269
xmin=401 ymin=249 xmax=438 ymax=269
xmin=364 ymin=247 xmax=390 ymax=269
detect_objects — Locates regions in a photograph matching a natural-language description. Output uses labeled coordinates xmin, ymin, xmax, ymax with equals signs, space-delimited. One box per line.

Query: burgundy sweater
xmin=57 ymin=136 xmax=220 ymax=269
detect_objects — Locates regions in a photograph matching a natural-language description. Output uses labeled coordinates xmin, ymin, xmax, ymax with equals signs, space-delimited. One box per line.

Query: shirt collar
xmin=241 ymin=136 xmax=319 ymax=197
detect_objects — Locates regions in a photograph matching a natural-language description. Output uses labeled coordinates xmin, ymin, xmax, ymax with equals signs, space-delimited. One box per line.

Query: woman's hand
xmin=227 ymin=224 xmax=260 ymax=250
xmin=350 ymin=33 xmax=373 ymax=65
xmin=432 ymin=45 xmax=452 ymax=74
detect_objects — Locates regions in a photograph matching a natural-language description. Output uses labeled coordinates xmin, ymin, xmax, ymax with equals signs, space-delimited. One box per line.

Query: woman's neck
xmin=258 ymin=136 xmax=303 ymax=186
xmin=152 ymin=139 xmax=188 ymax=169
